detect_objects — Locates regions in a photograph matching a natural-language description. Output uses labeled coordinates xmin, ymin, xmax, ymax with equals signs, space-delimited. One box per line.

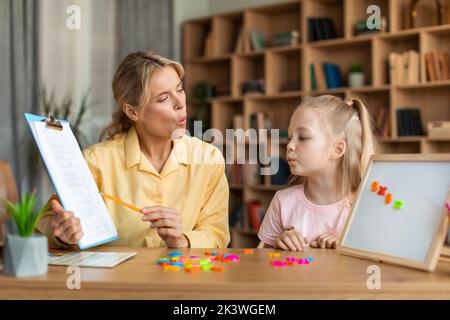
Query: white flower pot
xmin=348 ymin=72 xmax=365 ymax=88
xmin=3 ymin=234 xmax=48 ymax=277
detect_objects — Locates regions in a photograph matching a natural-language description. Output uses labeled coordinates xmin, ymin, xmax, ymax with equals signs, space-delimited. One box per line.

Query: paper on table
xmin=48 ymin=251 xmax=136 ymax=268
xmin=32 ymin=121 xmax=118 ymax=249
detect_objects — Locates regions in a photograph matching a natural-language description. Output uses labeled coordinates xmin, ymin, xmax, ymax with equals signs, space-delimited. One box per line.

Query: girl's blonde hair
xmin=99 ymin=51 xmax=185 ymax=141
xmin=290 ymin=95 xmax=378 ymax=193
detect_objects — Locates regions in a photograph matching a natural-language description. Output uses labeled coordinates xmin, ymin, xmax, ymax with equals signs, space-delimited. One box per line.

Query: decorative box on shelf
xmin=428 ymin=121 xmax=450 ymax=139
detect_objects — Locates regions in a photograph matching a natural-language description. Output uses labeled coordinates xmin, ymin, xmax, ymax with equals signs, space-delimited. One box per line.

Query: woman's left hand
xmin=141 ymin=206 xmax=189 ymax=248
xmin=310 ymin=232 xmax=340 ymax=249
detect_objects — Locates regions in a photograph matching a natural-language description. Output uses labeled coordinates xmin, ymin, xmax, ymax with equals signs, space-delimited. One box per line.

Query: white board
xmin=338 ymin=154 xmax=450 ymax=271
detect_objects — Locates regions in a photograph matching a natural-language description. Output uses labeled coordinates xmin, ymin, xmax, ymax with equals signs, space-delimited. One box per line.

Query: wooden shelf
xmin=380 ymin=136 xmax=424 ymax=143
xmin=231 ymin=227 xmax=258 ymax=236
xmin=395 ymin=81 xmax=450 ymax=89
xmin=247 ymin=184 xmax=286 ymax=192
xmin=186 ymin=54 xmax=232 ymax=64
xmin=183 ymin=0 xmax=450 ymax=247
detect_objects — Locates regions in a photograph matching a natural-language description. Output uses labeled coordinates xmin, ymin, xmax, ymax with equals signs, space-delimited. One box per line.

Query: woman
xmin=36 ymin=51 xmax=230 ymax=248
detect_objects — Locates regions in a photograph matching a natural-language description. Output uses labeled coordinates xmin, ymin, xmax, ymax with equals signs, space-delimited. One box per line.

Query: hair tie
xmin=345 ymin=99 xmax=354 ymax=107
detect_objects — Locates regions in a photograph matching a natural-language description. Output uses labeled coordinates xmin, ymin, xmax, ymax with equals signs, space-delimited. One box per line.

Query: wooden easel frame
xmin=337 ymin=154 xmax=450 ymax=272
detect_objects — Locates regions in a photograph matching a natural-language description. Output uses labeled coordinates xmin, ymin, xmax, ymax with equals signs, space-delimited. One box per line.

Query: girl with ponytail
xmin=258 ymin=95 xmax=378 ymax=251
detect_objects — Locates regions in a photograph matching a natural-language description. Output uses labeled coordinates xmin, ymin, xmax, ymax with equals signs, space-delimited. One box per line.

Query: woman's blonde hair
xmin=99 ymin=51 xmax=185 ymax=141
xmin=289 ymin=95 xmax=378 ymax=193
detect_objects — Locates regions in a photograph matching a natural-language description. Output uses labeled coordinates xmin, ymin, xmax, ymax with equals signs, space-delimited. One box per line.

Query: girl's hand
xmin=141 ymin=206 xmax=189 ymax=248
xmin=50 ymin=199 xmax=83 ymax=245
xmin=310 ymin=232 xmax=340 ymax=249
xmin=274 ymin=226 xmax=309 ymax=251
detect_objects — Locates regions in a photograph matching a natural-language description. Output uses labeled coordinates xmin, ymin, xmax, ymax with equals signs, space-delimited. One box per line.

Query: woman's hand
xmin=310 ymin=232 xmax=340 ymax=249
xmin=274 ymin=226 xmax=309 ymax=251
xmin=141 ymin=206 xmax=189 ymax=248
xmin=49 ymin=200 xmax=83 ymax=246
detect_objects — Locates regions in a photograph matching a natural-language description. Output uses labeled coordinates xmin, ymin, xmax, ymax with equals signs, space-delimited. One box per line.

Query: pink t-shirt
xmin=258 ymin=184 xmax=353 ymax=246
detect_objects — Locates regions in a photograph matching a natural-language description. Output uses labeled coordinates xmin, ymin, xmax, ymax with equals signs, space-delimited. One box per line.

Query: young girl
xmin=258 ymin=95 xmax=377 ymax=251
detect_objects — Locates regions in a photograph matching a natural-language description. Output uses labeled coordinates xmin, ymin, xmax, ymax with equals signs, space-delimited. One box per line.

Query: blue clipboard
xmin=24 ymin=113 xmax=119 ymax=249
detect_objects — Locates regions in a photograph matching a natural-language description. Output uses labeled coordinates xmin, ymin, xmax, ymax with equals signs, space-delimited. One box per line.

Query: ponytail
xmin=346 ymin=97 xmax=378 ymax=175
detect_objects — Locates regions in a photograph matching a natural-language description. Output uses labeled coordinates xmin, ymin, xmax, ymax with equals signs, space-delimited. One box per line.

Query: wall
xmin=40 ymin=0 xmax=116 ymax=145
xmin=209 ymin=0 xmax=283 ymax=14
xmin=173 ymin=0 xmax=210 ymax=61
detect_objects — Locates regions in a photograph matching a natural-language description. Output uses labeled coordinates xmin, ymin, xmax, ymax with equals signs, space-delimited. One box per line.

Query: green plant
xmin=23 ymin=86 xmax=91 ymax=186
xmin=5 ymin=192 xmax=49 ymax=237
xmin=40 ymin=86 xmax=90 ymax=147
xmin=350 ymin=63 xmax=363 ymax=73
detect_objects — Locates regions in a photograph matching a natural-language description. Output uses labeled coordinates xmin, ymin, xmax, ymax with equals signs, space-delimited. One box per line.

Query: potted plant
xmin=3 ymin=192 xmax=49 ymax=277
xmin=348 ymin=63 xmax=365 ymax=89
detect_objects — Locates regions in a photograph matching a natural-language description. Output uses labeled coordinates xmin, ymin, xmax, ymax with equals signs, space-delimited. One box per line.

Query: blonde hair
xmin=100 ymin=51 xmax=185 ymax=141
xmin=289 ymin=95 xmax=378 ymax=193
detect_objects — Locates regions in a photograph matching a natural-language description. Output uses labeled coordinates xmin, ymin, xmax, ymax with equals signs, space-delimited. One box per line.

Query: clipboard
xmin=25 ymin=113 xmax=119 ymax=249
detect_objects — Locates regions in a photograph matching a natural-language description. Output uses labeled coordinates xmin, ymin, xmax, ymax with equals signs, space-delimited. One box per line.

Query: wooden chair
xmin=0 ymin=161 xmax=18 ymax=247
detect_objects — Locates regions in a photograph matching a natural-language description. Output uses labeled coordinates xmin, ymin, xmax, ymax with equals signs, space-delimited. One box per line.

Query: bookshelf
xmin=182 ymin=0 xmax=450 ymax=248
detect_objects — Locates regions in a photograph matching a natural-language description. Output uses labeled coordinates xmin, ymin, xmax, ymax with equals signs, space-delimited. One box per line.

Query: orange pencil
xmin=101 ymin=192 xmax=142 ymax=213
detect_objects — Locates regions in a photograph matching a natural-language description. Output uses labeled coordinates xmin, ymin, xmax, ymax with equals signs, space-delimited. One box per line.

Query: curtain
xmin=0 ymin=0 xmax=40 ymax=193
xmin=116 ymin=0 xmax=174 ymax=61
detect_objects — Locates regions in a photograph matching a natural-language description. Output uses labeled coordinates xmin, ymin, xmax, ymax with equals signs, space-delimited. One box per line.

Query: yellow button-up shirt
xmin=37 ymin=126 xmax=230 ymax=248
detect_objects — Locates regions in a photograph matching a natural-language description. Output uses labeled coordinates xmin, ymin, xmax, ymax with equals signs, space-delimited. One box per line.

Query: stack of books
xmin=425 ymin=51 xmax=450 ymax=82
xmin=374 ymin=108 xmax=390 ymax=138
xmin=310 ymin=62 xmax=343 ymax=90
xmin=230 ymin=204 xmax=244 ymax=229
xmin=249 ymin=112 xmax=273 ymax=131
xmin=396 ymin=108 xmax=424 ymax=136
xmin=389 ymin=50 xmax=420 ymax=85
xmin=272 ymin=30 xmax=300 ymax=47
xmin=308 ymin=17 xmax=338 ymax=42
xmin=248 ymin=200 xmax=265 ymax=231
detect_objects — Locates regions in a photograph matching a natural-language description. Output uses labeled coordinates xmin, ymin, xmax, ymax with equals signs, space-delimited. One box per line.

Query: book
xmin=271 ymin=157 xmax=290 ymax=185
xmin=425 ymin=52 xmax=439 ymax=81
xmin=321 ymin=18 xmax=338 ymax=39
xmin=314 ymin=62 xmax=327 ymax=90
xmin=307 ymin=17 xmax=338 ymax=42
xmin=401 ymin=51 xmax=409 ymax=84
xmin=248 ymin=200 xmax=264 ymax=231
xmin=204 ymin=32 xmax=214 ymax=57
xmin=250 ymin=112 xmax=272 ymax=131
xmin=397 ymin=108 xmax=424 ymax=136
xmin=389 ymin=52 xmax=400 ymax=85
xmin=308 ymin=18 xmax=319 ymax=42
xmin=407 ymin=50 xmax=420 ymax=84
xmin=310 ymin=63 xmax=318 ymax=90
xmin=250 ymin=29 xmax=266 ymax=51
xmin=230 ymin=204 xmax=244 ymax=228
xmin=437 ymin=50 xmax=450 ymax=80
xmin=234 ymin=27 xmax=244 ymax=53
xmin=272 ymin=30 xmax=300 ymax=47
xmin=375 ymin=108 xmax=391 ymax=138
xmin=323 ymin=63 xmax=343 ymax=88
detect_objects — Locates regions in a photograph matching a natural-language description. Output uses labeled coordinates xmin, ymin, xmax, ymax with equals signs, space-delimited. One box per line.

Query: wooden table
xmin=1 ymin=246 xmax=449 ymax=299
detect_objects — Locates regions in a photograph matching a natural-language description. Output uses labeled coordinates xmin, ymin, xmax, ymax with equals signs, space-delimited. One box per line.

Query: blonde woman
xmin=258 ymin=95 xmax=377 ymax=251
xmin=37 ymin=51 xmax=230 ymax=249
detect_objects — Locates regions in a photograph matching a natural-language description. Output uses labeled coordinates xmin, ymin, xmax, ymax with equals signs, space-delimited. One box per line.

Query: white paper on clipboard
xmin=26 ymin=114 xmax=118 ymax=249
